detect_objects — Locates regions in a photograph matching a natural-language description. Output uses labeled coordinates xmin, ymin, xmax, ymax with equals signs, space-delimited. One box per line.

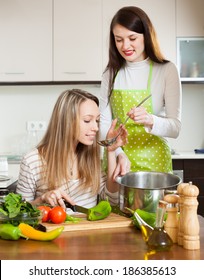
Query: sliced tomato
xmin=48 ymin=206 xmax=66 ymax=224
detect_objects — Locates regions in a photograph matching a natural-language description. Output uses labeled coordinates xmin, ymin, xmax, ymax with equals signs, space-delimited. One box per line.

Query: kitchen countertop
xmin=0 ymin=215 xmax=203 ymax=260
xmin=0 ymin=164 xmax=19 ymax=189
xmin=171 ymin=151 xmax=204 ymax=159
xmin=0 ymin=152 xmax=203 ymax=188
xmin=2 ymin=151 xmax=204 ymax=163
xmin=0 ymin=152 xmax=202 ymax=188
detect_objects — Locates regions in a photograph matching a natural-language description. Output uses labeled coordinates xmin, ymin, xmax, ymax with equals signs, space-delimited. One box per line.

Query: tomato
xmin=48 ymin=206 xmax=66 ymax=224
xmin=37 ymin=205 xmax=51 ymax=222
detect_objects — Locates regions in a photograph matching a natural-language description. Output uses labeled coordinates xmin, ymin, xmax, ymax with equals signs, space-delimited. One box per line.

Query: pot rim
xmin=115 ymin=171 xmax=182 ymax=190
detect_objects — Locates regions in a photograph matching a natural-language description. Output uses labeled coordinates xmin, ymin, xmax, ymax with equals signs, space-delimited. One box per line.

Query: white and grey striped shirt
xmin=16 ymin=148 xmax=118 ymax=208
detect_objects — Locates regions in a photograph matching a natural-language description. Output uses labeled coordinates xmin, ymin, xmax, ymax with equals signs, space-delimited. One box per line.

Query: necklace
xmin=69 ymin=155 xmax=77 ymax=177
xmin=70 ymin=168 xmax=73 ymax=177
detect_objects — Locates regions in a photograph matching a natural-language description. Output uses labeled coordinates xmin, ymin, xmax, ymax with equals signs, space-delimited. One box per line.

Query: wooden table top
xmin=0 ymin=216 xmax=203 ymax=260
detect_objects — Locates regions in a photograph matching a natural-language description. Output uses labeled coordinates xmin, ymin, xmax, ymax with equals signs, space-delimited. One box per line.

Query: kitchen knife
xmin=63 ymin=200 xmax=89 ymax=214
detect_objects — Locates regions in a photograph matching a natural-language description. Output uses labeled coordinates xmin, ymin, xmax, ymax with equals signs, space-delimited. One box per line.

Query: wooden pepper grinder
xmin=164 ymin=194 xmax=179 ymax=243
xmin=177 ymin=183 xmax=188 ymax=246
xmin=182 ymin=181 xmax=200 ymax=250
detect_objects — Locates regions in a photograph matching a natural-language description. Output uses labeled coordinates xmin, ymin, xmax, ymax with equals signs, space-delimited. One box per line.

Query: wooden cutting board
xmin=43 ymin=213 xmax=133 ymax=232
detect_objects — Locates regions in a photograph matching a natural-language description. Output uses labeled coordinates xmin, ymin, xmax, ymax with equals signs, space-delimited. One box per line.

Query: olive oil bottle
xmin=133 ymin=211 xmax=153 ymax=242
xmin=147 ymin=200 xmax=173 ymax=251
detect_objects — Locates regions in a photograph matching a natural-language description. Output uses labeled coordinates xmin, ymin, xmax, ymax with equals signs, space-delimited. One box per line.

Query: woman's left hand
xmin=127 ymin=107 xmax=153 ymax=129
xmin=113 ymin=152 xmax=131 ymax=179
xmin=106 ymin=119 xmax=128 ymax=151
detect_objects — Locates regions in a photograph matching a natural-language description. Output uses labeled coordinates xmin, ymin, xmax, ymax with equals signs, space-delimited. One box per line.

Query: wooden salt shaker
xmin=164 ymin=194 xmax=179 ymax=243
xmin=182 ymin=181 xmax=200 ymax=250
xmin=177 ymin=183 xmax=188 ymax=246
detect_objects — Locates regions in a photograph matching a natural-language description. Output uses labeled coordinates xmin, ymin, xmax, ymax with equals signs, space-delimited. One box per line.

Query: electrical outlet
xmin=27 ymin=121 xmax=47 ymax=131
xmin=38 ymin=121 xmax=47 ymax=131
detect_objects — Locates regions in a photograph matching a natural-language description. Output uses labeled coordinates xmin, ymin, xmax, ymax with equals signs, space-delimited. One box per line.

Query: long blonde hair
xmin=37 ymin=89 xmax=101 ymax=194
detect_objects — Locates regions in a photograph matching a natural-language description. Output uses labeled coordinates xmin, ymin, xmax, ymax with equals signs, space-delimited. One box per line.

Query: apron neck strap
xmin=147 ymin=60 xmax=153 ymax=92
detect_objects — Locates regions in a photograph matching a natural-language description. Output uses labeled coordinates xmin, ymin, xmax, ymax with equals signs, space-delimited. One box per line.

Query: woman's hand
xmin=41 ymin=189 xmax=75 ymax=209
xmin=113 ymin=153 xmax=131 ymax=179
xmin=106 ymin=118 xmax=128 ymax=152
xmin=127 ymin=106 xmax=153 ymax=129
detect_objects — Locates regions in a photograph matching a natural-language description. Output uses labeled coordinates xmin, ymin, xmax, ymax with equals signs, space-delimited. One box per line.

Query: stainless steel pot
xmin=116 ymin=171 xmax=182 ymax=215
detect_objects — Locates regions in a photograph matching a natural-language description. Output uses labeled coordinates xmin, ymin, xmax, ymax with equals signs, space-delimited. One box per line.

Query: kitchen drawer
xmin=185 ymin=178 xmax=204 ymax=196
xmin=184 ymin=159 xmax=204 ymax=178
xmin=185 ymin=177 xmax=204 ymax=216
xmin=173 ymin=158 xmax=204 ymax=216
xmin=198 ymin=197 xmax=204 ymax=217
xmin=172 ymin=159 xmax=184 ymax=170
xmin=173 ymin=159 xmax=204 ymax=179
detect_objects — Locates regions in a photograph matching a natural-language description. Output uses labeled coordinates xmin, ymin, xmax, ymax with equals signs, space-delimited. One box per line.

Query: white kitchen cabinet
xmin=177 ymin=38 xmax=204 ymax=82
xmin=176 ymin=0 xmax=204 ymax=37
xmin=53 ymin=0 xmax=103 ymax=81
xmin=0 ymin=0 xmax=52 ymax=82
xmin=102 ymin=0 xmax=176 ymax=68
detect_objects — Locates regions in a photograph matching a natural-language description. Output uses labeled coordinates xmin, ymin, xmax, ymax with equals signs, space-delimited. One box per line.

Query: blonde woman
xmin=16 ymin=89 xmax=127 ymax=209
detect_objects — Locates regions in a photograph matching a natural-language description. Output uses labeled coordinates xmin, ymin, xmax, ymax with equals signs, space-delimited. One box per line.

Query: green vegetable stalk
xmin=88 ymin=200 xmax=112 ymax=221
xmin=126 ymin=208 xmax=167 ymax=229
xmin=0 ymin=224 xmax=27 ymax=240
xmin=65 ymin=214 xmax=82 ymax=223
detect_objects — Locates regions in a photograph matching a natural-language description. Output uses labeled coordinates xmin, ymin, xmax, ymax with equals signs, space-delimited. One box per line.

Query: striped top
xmin=16 ymin=148 xmax=118 ymax=208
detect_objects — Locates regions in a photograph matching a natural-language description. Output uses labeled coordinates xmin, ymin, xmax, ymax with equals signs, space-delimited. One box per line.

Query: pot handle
xmin=164 ymin=189 xmax=177 ymax=195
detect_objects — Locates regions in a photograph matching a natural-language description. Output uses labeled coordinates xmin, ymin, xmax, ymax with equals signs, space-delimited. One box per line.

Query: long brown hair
xmin=106 ymin=6 xmax=169 ymax=99
xmin=37 ymin=89 xmax=101 ymax=194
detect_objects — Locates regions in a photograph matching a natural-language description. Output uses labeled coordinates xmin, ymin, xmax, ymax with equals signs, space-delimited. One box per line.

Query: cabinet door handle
xmin=63 ymin=71 xmax=86 ymax=75
xmin=5 ymin=72 xmax=25 ymax=75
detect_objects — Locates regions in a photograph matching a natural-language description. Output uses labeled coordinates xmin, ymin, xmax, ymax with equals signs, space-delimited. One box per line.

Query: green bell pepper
xmin=0 ymin=224 xmax=25 ymax=240
xmin=87 ymin=200 xmax=112 ymax=221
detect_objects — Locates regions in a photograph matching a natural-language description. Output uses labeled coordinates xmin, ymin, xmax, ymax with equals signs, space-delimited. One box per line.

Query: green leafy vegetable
xmin=0 ymin=193 xmax=40 ymax=226
xmin=0 ymin=193 xmax=39 ymax=218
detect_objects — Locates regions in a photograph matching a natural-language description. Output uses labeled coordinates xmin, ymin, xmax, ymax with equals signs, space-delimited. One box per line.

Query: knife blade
xmin=63 ymin=200 xmax=89 ymax=214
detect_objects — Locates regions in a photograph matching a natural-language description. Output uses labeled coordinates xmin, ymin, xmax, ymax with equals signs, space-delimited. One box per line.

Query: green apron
xmin=110 ymin=61 xmax=172 ymax=173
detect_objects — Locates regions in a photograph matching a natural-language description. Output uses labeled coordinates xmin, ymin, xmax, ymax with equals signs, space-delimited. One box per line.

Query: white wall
xmin=0 ymin=84 xmax=100 ymax=155
xmin=168 ymin=83 xmax=204 ymax=152
xmin=0 ymin=83 xmax=204 ymax=155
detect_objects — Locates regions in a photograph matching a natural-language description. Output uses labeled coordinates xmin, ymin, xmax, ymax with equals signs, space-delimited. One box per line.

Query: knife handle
xmin=63 ymin=200 xmax=77 ymax=212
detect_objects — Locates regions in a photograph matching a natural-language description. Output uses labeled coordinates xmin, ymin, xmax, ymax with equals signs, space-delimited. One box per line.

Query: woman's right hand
xmin=106 ymin=118 xmax=128 ymax=152
xmin=127 ymin=106 xmax=153 ymax=129
xmin=41 ymin=189 xmax=75 ymax=209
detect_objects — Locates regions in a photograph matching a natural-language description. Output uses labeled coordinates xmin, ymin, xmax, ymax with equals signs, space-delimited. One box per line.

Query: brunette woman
xmin=100 ymin=6 xmax=182 ymax=175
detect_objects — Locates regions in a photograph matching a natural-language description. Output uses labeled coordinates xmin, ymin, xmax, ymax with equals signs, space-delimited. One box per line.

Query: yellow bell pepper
xmin=18 ymin=223 xmax=64 ymax=241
